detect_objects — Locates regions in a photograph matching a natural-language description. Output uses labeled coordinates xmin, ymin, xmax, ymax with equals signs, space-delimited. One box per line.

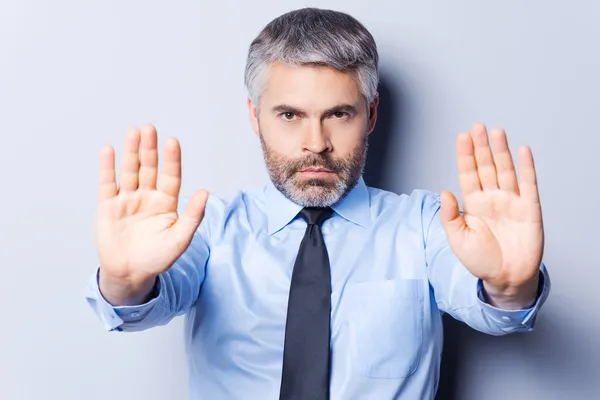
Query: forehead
xmin=260 ymin=63 xmax=362 ymax=108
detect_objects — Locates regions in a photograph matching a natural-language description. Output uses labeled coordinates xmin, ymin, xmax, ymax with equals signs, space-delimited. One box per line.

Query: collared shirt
xmin=85 ymin=177 xmax=550 ymax=400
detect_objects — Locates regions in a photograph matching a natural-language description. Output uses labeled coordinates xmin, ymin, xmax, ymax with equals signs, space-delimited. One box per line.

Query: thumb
xmin=174 ymin=189 xmax=209 ymax=242
xmin=439 ymin=190 xmax=467 ymax=238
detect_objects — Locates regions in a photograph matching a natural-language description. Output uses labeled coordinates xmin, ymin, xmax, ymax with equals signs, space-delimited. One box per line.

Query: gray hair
xmin=244 ymin=8 xmax=379 ymax=107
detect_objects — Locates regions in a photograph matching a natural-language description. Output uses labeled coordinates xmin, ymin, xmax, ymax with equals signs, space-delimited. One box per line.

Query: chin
xmin=287 ymin=178 xmax=346 ymax=208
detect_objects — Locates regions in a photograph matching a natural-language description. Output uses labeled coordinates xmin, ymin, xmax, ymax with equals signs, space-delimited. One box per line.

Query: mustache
xmin=285 ymin=154 xmax=346 ymax=178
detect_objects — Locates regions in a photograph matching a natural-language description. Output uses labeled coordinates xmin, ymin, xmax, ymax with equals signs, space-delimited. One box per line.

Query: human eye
xmin=279 ymin=112 xmax=299 ymax=121
xmin=330 ymin=111 xmax=350 ymax=120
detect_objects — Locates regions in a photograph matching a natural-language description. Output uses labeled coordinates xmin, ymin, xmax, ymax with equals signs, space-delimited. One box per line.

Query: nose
xmin=302 ymin=121 xmax=332 ymax=154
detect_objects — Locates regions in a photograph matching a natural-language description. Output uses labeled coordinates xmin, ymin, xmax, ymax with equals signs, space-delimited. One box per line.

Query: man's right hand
xmin=95 ymin=124 xmax=208 ymax=306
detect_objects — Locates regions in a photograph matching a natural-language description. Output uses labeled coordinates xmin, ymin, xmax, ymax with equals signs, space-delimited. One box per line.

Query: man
xmin=86 ymin=7 xmax=550 ymax=400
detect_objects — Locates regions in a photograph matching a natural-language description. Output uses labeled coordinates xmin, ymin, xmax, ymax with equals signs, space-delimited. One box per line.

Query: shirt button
xmin=130 ymin=311 xmax=140 ymax=318
xmin=501 ymin=316 xmax=512 ymax=322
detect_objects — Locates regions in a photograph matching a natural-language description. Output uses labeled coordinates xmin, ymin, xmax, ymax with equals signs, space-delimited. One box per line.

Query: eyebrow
xmin=271 ymin=103 xmax=359 ymax=116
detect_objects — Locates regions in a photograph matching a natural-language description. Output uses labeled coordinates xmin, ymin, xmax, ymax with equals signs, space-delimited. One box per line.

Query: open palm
xmin=96 ymin=125 xmax=208 ymax=296
xmin=440 ymin=123 xmax=544 ymax=292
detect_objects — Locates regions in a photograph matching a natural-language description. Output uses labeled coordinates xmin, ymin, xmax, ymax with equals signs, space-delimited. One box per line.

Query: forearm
xmin=87 ymin=260 xmax=202 ymax=332
xmin=428 ymin=262 xmax=550 ymax=336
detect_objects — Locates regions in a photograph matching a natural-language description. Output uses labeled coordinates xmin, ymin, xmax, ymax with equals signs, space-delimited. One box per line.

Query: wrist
xmin=482 ymin=272 xmax=540 ymax=310
xmin=98 ymin=268 xmax=157 ymax=306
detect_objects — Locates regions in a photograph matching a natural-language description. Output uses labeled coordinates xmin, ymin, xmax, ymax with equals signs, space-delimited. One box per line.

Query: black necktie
xmin=279 ymin=207 xmax=334 ymax=400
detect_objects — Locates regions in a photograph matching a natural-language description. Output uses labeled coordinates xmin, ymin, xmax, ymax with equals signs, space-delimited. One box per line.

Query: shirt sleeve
xmin=421 ymin=191 xmax=551 ymax=335
xmin=84 ymin=195 xmax=212 ymax=332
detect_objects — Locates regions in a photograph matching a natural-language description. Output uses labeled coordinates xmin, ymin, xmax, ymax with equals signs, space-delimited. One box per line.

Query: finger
xmin=98 ymin=145 xmax=117 ymax=200
xmin=138 ymin=124 xmax=159 ymax=190
xmin=173 ymin=190 xmax=209 ymax=251
xmin=457 ymin=132 xmax=481 ymax=197
xmin=489 ymin=128 xmax=519 ymax=194
xmin=158 ymin=137 xmax=182 ymax=198
xmin=440 ymin=190 xmax=468 ymax=246
xmin=472 ymin=123 xmax=499 ymax=191
xmin=119 ymin=128 xmax=141 ymax=192
xmin=517 ymin=145 xmax=540 ymax=204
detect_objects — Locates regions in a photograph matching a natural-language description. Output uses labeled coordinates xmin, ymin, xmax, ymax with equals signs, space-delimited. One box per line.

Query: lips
xmin=300 ymin=167 xmax=332 ymax=173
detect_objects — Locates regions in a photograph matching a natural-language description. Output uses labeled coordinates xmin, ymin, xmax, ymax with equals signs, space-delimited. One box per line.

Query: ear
xmin=247 ymin=97 xmax=260 ymax=137
xmin=366 ymin=92 xmax=379 ymax=135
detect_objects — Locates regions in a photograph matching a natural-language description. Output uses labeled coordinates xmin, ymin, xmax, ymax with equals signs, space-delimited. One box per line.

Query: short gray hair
xmin=244 ymin=8 xmax=379 ymax=107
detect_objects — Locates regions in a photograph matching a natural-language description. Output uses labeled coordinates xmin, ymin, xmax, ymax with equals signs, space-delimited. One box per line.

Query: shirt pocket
xmin=341 ymin=278 xmax=424 ymax=379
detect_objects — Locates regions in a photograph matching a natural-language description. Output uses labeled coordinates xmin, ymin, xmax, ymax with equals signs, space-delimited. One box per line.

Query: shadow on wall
xmin=363 ymin=72 xmax=395 ymax=190
xmin=363 ymin=71 xmax=461 ymax=400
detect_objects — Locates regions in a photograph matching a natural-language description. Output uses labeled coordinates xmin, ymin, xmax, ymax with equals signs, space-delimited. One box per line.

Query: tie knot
xmin=298 ymin=207 xmax=334 ymax=226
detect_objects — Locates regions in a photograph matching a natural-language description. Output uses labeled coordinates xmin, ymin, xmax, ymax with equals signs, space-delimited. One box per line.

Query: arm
xmin=424 ymin=192 xmax=550 ymax=335
xmin=86 ymin=125 xmax=210 ymax=332
xmin=425 ymin=123 xmax=551 ymax=334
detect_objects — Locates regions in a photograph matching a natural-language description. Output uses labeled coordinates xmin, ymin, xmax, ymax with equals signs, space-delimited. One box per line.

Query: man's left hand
xmin=440 ymin=123 xmax=543 ymax=310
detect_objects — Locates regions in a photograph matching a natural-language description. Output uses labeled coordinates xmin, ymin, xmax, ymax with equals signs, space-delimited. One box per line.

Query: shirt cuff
xmin=84 ymin=267 xmax=166 ymax=332
xmin=476 ymin=263 xmax=551 ymax=330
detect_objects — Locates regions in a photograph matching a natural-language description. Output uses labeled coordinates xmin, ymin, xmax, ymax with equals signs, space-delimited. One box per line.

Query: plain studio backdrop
xmin=1 ymin=1 xmax=598 ymax=399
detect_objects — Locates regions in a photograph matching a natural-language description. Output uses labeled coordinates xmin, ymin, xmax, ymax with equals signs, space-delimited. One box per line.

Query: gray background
xmin=1 ymin=0 xmax=598 ymax=399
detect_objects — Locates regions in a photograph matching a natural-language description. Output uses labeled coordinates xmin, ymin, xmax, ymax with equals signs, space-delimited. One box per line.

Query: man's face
xmin=248 ymin=63 xmax=378 ymax=207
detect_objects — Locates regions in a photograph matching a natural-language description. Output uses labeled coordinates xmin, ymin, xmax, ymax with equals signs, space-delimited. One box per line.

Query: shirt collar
xmin=266 ymin=176 xmax=371 ymax=235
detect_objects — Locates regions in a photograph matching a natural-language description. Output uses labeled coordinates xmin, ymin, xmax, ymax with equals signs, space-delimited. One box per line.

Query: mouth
xmin=297 ymin=167 xmax=336 ymax=179
xmin=300 ymin=167 xmax=333 ymax=173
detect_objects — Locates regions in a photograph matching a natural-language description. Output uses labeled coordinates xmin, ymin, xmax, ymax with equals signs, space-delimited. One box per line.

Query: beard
xmin=259 ymin=134 xmax=368 ymax=208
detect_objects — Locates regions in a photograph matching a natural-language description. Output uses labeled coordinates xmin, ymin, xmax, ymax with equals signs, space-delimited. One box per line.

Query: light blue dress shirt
xmin=85 ymin=176 xmax=550 ymax=399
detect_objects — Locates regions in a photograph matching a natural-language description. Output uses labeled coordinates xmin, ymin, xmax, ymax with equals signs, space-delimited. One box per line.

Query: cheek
xmin=327 ymin=122 xmax=366 ymax=154
xmin=260 ymin=119 xmax=304 ymax=156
